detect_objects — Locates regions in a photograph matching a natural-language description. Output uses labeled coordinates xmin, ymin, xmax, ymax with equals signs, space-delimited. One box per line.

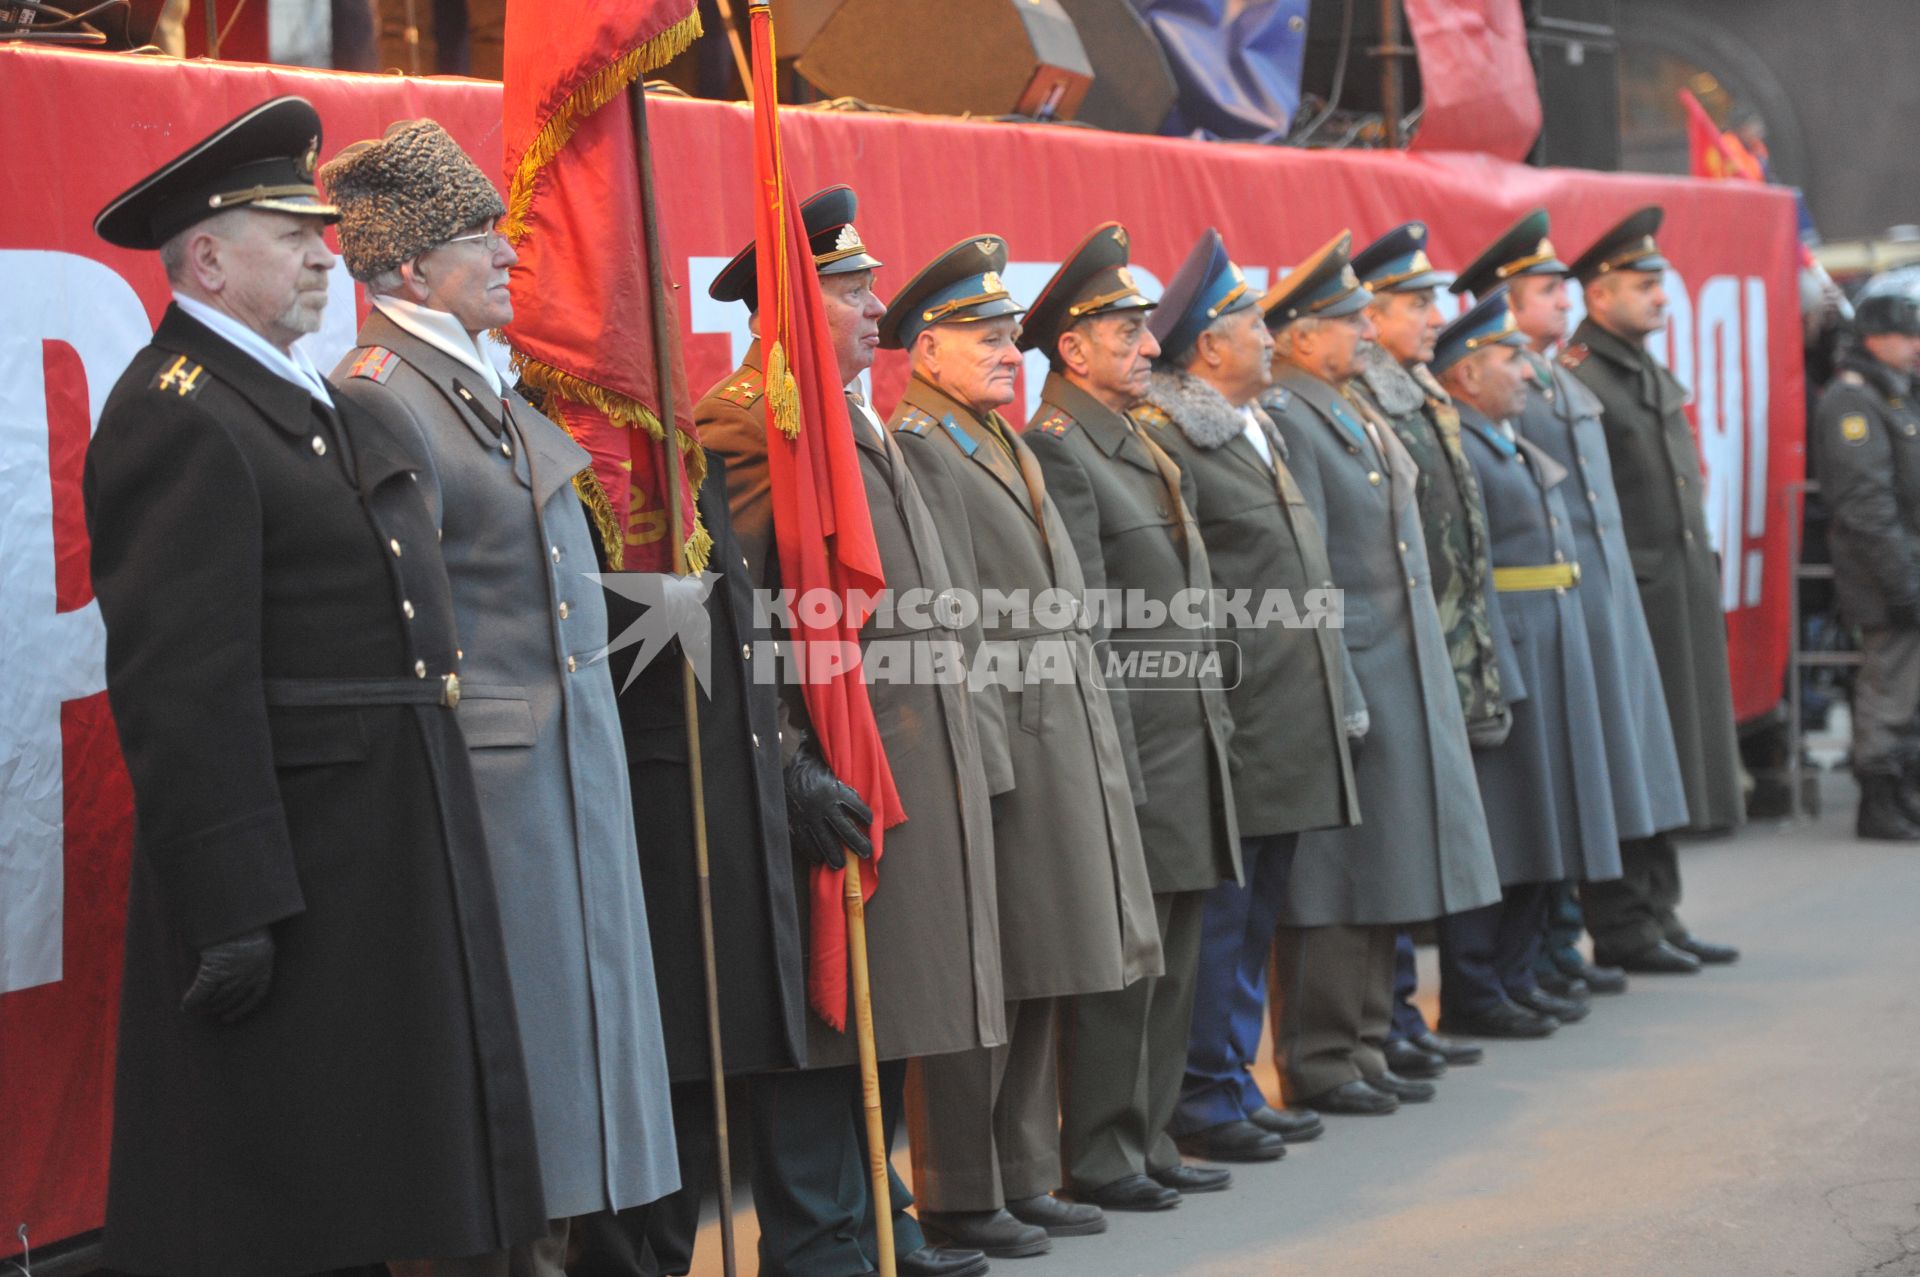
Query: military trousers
xmin=1388 ymin=931 xmax=1431 ymax=1043
xmin=1851 ymin=625 xmax=1920 ymax=771
xmin=1060 ymin=889 xmax=1207 ymax=1190
xmin=1172 ymin=833 xmax=1296 ymax=1136
xmin=1535 ymin=881 xmax=1586 ymax=979
xmin=569 ymin=1078 xmax=724 ymax=1277
xmin=749 ymin=1060 xmax=923 ymax=1277
xmin=906 ymin=998 xmax=1062 ymax=1213
xmin=1436 ymin=882 xmax=1550 ymax=1017
xmin=386 ymin=1219 xmax=567 ymax=1277
xmin=1583 ymin=833 xmax=1685 ymax=956
xmin=1269 ymin=922 xmax=1395 ymax=1100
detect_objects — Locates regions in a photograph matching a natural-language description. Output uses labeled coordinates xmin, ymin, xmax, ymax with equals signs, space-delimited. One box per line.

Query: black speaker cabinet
xmin=1525 ymin=0 xmax=1622 ymax=169
xmin=797 ymin=0 xmax=1095 ymax=120
xmin=1053 ymin=0 xmax=1178 ymax=134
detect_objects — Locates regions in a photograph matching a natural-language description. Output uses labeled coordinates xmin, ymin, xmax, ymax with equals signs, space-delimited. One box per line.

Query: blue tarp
xmin=1133 ymin=0 xmax=1311 ymax=141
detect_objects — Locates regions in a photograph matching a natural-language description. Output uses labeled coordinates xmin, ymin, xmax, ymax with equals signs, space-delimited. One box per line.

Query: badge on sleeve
xmin=1841 ymin=413 xmax=1870 ymax=445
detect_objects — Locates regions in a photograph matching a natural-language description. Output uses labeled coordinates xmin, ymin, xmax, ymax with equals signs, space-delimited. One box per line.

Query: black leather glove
xmin=180 ymin=927 xmax=275 ymax=1023
xmin=783 ymin=741 xmax=874 ymax=870
xmin=1889 ymin=599 xmax=1920 ymax=631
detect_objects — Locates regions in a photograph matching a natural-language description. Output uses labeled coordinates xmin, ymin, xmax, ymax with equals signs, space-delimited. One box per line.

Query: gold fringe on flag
xmin=502 ymin=6 xmax=703 ymax=242
xmin=516 ymin=352 xmax=712 ymax=574
xmin=764 ymin=339 xmax=802 ymax=440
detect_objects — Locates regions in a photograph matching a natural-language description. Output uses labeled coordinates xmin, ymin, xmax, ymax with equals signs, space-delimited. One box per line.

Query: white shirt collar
xmin=371 ymin=294 xmax=504 ymax=396
xmin=172 ymin=292 xmax=334 ymax=407
xmin=848 ymin=389 xmax=888 ymax=444
xmin=1239 ymin=404 xmax=1274 ymax=467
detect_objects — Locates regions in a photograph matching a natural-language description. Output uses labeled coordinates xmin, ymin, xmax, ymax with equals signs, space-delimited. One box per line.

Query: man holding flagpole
xmin=700 ymin=188 xmax=1000 ymax=1277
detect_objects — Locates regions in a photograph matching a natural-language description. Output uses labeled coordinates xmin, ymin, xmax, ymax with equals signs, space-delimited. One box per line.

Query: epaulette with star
xmin=895 ymin=406 xmax=938 ymax=436
xmin=938 ymin=414 xmax=978 ymax=457
xmin=1030 ymin=407 xmax=1076 ymax=438
xmin=1130 ymin=401 xmax=1172 ymax=432
xmin=716 ymin=368 xmax=766 ymax=407
xmin=150 ymin=353 xmax=207 ymax=399
xmin=1558 ymin=343 xmax=1590 ymax=370
xmin=348 ymin=346 xmax=401 ymax=384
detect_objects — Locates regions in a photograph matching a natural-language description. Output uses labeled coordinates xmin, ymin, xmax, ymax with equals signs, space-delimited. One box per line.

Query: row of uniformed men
xmin=667 ymin=181 xmax=1750 ymax=1274
xmin=81 ymin=93 xmax=1744 ymax=1277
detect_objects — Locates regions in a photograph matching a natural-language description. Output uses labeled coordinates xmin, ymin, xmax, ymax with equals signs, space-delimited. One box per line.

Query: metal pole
xmin=845 ymin=865 xmax=896 ymax=1277
xmin=203 ymin=0 xmax=217 ymax=57
xmin=709 ymin=0 xmax=754 ymax=98
xmin=1786 ymin=480 xmax=1807 ymax=822
xmin=629 ymin=79 xmax=738 ymax=1277
xmin=1377 ymin=0 xmax=1404 ymax=147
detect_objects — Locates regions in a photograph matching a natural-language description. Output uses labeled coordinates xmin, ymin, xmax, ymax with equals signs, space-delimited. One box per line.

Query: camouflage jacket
xmin=1347 ymin=344 xmax=1505 ymax=730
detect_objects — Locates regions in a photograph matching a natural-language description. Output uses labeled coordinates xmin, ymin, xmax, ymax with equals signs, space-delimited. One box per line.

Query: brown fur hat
xmin=319 ymin=119 xmax=506 ymax=281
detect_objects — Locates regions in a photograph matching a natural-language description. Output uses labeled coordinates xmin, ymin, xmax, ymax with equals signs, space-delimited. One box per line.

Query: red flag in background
xmin=746 ymin=3 xmax=903 ymax=1031
xmin=499 ymin=0 xmax=708 ymax=572
xmin=1679 ymin=88 xmax=1764 ymax=182
xmin=1404 ymin=0 xmax=1541 ymax=160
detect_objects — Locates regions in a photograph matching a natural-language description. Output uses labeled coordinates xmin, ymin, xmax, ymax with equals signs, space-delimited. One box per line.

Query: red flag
xmin=1403 ymin=0 xmax=1541 ymax=161
xmin=499 ymin=0 xmax=708 ymax=572
xmin=1679 ymin=88 xmax=1763 ymax=183
xmin=746 ymin=3 xmax=904 ymax=1030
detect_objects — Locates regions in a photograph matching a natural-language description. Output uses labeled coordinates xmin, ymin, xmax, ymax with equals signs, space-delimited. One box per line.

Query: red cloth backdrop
xmin=0 ymin=44 xmax=1803 ymax=1252
xmin=1404 ymin=0 xmax=1542 ymax=161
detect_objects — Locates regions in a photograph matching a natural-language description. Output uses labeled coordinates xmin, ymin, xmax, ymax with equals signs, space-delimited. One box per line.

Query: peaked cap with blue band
xmin=1567 ymin=205 xmax=1669 ymax=284
xmin=95 ymin=96 xmax=338 ymax=251
xmin=1018 ymin=221 xmax=1156 ymax=355
xmin=878 ymin=234 xmax=1026 ymax=350
xmin=1352 ymin=221 xmax=1453 ymax=294
xmin=1430 ymin=285 xmax=1528 ymax=377
xmin=1148 ymin=228 xmax=1255 ymax=363
xmin=709 ymin=183 xmax=884 ymax=313
xmin=1262 ymin=231 xmax=1373 ymax=328
xmin=1450 ymin=207 xmax=1568 ymax=299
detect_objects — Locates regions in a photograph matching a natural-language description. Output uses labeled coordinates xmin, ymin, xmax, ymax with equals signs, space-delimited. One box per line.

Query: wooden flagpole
xmin=627 ymin=77 xmax=738 ymax=1277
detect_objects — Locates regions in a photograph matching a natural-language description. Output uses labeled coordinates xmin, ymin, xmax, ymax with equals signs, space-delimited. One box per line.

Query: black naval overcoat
xmin=87 ymin=306 xmax=545 ymax=1276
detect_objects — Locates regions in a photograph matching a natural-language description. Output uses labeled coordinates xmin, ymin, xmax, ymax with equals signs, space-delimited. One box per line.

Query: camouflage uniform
xmin=1347 ymin=344 xmax=1508 ymax=739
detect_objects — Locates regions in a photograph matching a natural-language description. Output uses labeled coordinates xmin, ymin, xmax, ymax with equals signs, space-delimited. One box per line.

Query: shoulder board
xmin=1558 ymin=343 xmax=1590 ymax=370
xmin=939 ymin=414 xmax=979 ymax=457
xmin=1130 ymin=401 xmax=1173 ymax=431
xmin=150 ymin=353 xmax=208 ymax=399
xmin=1265 ymin=386 xmax=1292 ymax=412
xmin=717 ymin=368 xmax=766 ymax=407
xmin=895 ymin=406 xmax=937 ymax=436
xmin=1030 ymin=408 xmax=1075 ymax=437
xmin=348 ymin=346 xmax=401 ymax=384
xmin=1839 ymin=370 xmax=1867 ymax=386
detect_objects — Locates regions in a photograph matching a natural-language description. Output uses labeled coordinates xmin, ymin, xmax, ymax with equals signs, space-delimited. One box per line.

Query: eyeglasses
xmin=441 ymin=224 xmax=508 ymax=252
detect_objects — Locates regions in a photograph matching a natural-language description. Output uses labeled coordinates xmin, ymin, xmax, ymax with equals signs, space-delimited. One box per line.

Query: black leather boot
xmin=1857 ymin=768 xmax=1920 ymax=841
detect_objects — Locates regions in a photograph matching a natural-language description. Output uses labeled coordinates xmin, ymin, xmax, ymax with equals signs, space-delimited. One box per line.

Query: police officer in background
xmin=1811 ymin=290 xmax=1920 ymax=839
xmin=1562 ymin=208 xmax=1742 ymax=975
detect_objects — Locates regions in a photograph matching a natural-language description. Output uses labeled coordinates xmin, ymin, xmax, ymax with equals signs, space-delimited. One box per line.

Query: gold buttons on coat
xmin=502 ymin=439 xmax=513 ymax=457
xmin=311 ymin=435 xmax=327 ymax=456
xmin=389 ymin=538 xmax=402 ymax=557
xmin=414 ymin=659 xmax=427 ymax=678
xmin=1368 ymin=471 xmax=1382 ymax=485
xmin=742 ymin=644 xmax=752 ymax=659
xmin=552 ymin=545 xmax=562 ymax=564
xmin=567 ymin=655 xmax=578 ymax=673
xmin=402 ymin=600 xmax=414 ymax=619
xmin=558 ymin=602 xmax=571 ymax=619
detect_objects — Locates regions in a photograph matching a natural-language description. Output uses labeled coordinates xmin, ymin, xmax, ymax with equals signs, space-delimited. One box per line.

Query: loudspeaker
xmin=1525 ymin=0 xmax=1621 ymax=169
xmin=1052 ymin=0 xmax=1178 ymax=134
xmin=769 ymin=0 xmax=840 ymax=56
xmin=797 ymin=0 xmax=1094 ymax=120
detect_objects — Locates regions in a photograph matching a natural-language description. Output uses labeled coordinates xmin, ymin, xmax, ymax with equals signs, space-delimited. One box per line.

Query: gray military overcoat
xmin=699 ymin=361 xmax=1008 ymax=1063
xmin=1565 ymin=319 xmax=1745 ymax=832
xmin=334 ymin=312 xmax=678 ymax=1218
xmin=1025 ymin=373 xmax=1241 ymax=894
xmin=892 ymin=374 xmax=1163 ymax=1000
xmin=1266 ymin=366 xmax=1501 ymax=927
xmin=1138 ymin=368 xmax=1359 ymax=840
xmin=1456 ymin=403 xmax=1622 ymax=885
xmin=1518 ymin=352 xmax=1689 ymax=840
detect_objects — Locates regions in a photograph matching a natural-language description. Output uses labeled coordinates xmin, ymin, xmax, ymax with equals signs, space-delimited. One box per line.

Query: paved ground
xmin=693 ymin=778 xmax=1920 ymax=1276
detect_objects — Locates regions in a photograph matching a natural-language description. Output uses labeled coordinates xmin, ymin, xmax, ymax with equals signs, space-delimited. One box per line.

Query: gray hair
xmin=156 ymin=208 xmax=248 ymax=286
xmin=1270 ymin=315 xmax=1328 ymax=361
